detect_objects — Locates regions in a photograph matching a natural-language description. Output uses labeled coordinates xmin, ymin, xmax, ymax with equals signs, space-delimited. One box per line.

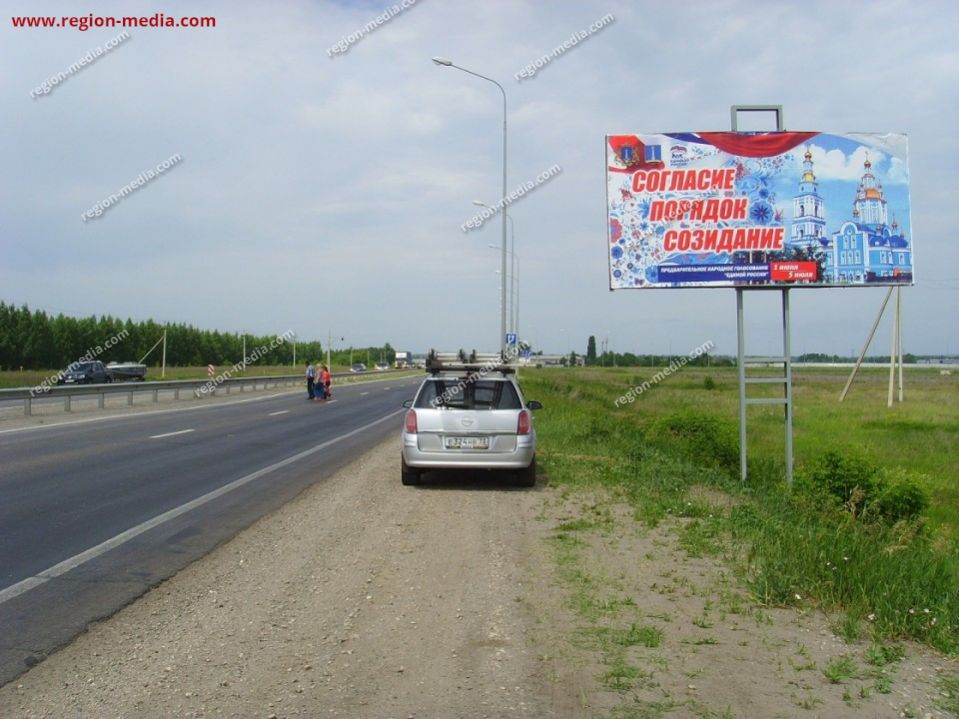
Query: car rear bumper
xmin=401 ymin=433 xmax=535 ymax=469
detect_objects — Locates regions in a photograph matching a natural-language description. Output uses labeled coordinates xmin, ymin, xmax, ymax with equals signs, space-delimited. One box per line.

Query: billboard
xmin=607 ymin=132 xmax=913 ymax=289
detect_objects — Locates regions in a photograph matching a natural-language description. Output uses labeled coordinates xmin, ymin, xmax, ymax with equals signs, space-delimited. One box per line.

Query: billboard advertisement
xmin=607 ymin=132 xmax=913 ymax=289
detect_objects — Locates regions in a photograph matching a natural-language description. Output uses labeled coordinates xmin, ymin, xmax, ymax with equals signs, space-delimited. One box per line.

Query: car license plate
xmin=444 ymin=436 xmax=489 ymax=450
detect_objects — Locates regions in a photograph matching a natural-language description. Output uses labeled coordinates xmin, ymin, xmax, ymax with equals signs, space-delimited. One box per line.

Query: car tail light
xmin=517 ymin=409 xmax=531 ymax=435
xmin=405 ymin=409 xmax=418 ymax=434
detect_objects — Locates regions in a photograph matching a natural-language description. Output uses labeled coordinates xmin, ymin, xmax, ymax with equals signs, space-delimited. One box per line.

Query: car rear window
xmin=415 ymin=378 xmax=522 ymax=410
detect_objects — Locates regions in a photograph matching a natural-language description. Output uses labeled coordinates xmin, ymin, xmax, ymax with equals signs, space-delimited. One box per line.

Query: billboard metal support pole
xmin=737 ymin=289 xmax=747 ymax=482
xmin=732 ymin=105 xmax=793 ymax=484
xmin=736 ymin=288 xmax=794 ymax=484
xmin=782 ymin=289 xmax=794 ymax=483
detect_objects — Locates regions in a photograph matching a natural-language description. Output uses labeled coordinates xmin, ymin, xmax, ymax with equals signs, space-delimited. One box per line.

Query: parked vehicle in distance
xmin=350 ymin=363 xmax=367 ymax=373
xmin=400 ymin=352 xmax=542 ymax=487
xmin=57 ymin=360 xmax=112 ymax=385
xmin=106 ymin=361 xmax=148 ymax=381
xmin=375 ymin=362 xmax=390 ymax=371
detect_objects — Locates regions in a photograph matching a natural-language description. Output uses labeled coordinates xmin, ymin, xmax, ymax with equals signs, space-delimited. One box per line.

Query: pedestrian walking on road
xmin=321 ymin=364 xmax=332 ymax=400
xmin=305 ymin=361 xmax=316 ymax=400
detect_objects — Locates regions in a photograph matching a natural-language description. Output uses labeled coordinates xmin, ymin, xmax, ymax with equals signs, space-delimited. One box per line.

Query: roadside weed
xmin=822 ymin=655 xmax=862 ymax=684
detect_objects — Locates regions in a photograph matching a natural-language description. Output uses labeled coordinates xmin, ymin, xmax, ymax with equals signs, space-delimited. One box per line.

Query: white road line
xmin=268 ymin=410 xmax=290 ymax=416
xmin=0 ymin=408 xmax=405 ymax=606
xmin=149 ymin=429 xmax=195 ymax=439
xmin=360 ymin=392 xmax=369 ymax=396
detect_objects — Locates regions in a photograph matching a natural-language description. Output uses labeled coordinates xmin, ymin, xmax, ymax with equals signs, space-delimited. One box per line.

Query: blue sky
xmin=2 ymin=0 xmax=957 ymax=356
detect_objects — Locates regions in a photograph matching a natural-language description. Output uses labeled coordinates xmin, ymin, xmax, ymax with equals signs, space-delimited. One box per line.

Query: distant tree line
xmin=0 ymin=303 xmax=395 ymax=371
xmin=580 ymin=336 xmax=732 ymax=368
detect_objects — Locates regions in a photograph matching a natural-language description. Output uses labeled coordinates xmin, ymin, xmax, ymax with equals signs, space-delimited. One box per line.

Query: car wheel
xmin=401 ymin=456 xmax=421 ymax=486
xmin=516 ymin=456 xmax=536 ymax=487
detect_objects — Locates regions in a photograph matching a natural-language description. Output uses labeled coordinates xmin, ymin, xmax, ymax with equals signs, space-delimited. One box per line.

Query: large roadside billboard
xmin=607 ymin=132 xmax=913 ymax=289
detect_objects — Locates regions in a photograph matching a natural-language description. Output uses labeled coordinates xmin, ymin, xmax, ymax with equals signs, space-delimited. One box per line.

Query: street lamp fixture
xmin=433 ymin=56 xmax=508 ymax=356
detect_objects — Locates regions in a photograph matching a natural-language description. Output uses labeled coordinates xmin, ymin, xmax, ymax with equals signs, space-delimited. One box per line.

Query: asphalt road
xmin=0 ymin=375 xmax=422 ymax=686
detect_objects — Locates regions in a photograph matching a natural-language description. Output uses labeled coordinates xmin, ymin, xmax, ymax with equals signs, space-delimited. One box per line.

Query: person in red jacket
xmin=321 ymin=365 xmax=332 ymax=400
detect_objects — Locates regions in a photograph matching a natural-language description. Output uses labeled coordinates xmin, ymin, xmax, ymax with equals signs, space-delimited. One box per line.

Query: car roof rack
xmin=425 ymin=350 xmax=516 ymax=375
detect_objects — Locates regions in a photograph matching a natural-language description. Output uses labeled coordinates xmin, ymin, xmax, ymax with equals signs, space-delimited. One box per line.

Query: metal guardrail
xmin=0 ymin=369 xmax=417 ymax=417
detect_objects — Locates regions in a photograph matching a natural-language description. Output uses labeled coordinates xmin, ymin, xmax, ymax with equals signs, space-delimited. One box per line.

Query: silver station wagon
xmin=400 ymin=354 xmax=542 ymax=487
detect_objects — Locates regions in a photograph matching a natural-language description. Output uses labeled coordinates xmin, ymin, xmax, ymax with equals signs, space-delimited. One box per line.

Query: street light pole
xmin=434 ymin=57 xmax=508 ymax=356
xmin=509 ymin=218 xmax=518 ymax=339
xmin=476 ymin=199 xmax=518 ymax=339
xmin=486 ymin=239 xmax=518 ymax=338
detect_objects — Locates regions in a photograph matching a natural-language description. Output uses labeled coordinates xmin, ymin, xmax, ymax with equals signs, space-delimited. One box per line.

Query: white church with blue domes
xmin=788 ymin=148 xmax=912 ymax=284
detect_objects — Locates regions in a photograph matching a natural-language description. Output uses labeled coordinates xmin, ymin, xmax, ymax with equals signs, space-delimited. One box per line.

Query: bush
xmin=800 ymin=450 xmax=878 ymax=517
xmin=874 ymin=468 xmax=929 ymax=522
xmin=703 ymin=376 xmax=717 ymax=390
xmin=799 ymin=452 xmax=929 ymax=525
xmin=652 ymin=410 xmax=738 ymax=472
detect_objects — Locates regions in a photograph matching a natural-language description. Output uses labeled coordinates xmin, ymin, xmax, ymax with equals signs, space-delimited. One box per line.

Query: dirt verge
xmin=0 ymin=440 xmax=954 ymax=718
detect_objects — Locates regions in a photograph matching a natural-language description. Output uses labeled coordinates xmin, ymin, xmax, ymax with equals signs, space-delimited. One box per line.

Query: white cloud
xmin=1 ymin=0 xmax=956 ymax=354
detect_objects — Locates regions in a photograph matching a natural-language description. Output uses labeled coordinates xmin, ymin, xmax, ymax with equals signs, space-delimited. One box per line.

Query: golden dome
xmin=802 ymin=171 xmax=815 ymax=182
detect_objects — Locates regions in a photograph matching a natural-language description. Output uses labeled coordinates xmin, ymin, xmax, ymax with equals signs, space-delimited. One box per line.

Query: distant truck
xmin=394 ymin=351 xmax=412 ymax=368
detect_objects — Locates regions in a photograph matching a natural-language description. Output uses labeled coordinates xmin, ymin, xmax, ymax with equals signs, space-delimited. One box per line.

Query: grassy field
xmin=520 ymin=365 xmax=959 ymax=655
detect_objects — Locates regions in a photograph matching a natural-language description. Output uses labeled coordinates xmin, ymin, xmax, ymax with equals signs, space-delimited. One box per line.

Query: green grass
xmin=522 ymin=366 xmax=959 ymax=655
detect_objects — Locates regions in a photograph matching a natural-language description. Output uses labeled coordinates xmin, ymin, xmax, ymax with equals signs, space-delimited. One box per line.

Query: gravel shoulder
xmin=0 ymin=439 xmax=954 ymax=718
xmin=0 ymin=439 xmax=577 ymax=718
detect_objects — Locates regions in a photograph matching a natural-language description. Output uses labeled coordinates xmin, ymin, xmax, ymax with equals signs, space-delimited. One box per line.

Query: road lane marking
xmin=268 ymin=410 xmax=290 ymax=416
xmin=360 ymin=392 xmax=369 ymax=396
xmin=149 ymin=429 xmax=195 ymax=439
xmin=0 ymin=408 xmax=405 ymax=605
xmin=0 ymin=377 xmax=422 ymax=436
